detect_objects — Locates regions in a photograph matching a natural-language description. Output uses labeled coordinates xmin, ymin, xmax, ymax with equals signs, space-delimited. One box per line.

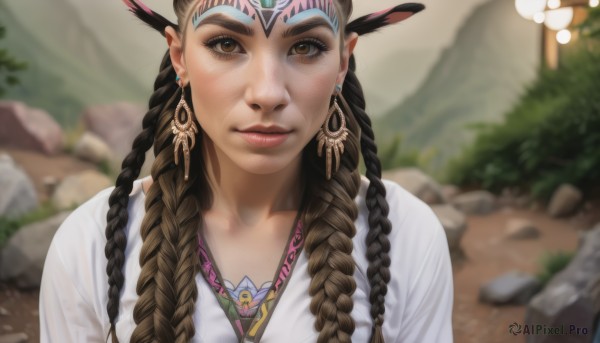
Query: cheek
xmin=291 ymin=64 xmax=339 ymax=128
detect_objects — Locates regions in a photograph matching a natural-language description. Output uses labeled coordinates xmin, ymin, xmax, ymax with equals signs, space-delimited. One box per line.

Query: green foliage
xmin=445 ymin=21 xmax=600 ymax=200
xmin=0 ymin=202 xmax=59 ymax=246
xmin=378 ymin=133 xmax=436 ymax=172
xmin=0 ymin=23 xmax=27 ymax=97
xmin=536 ymin=251 xmax=574 ymax=287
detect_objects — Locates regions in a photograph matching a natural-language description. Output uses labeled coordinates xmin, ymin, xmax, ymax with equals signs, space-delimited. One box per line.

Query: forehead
xmin=192 ymin=0 xmax=339 ymax=36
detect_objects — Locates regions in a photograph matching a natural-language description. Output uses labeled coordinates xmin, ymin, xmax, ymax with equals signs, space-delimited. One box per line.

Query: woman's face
xmin=167 ymin=0 xmax=357 ymax=176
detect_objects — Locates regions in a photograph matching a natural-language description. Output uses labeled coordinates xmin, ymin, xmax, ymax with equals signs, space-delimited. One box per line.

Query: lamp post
xmin=515 ymin=0 xmax=594 ymax=69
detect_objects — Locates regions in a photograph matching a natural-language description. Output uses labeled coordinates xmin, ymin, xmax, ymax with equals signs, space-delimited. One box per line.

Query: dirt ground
xmin=1 ymin=147 xmax=598 ymax=342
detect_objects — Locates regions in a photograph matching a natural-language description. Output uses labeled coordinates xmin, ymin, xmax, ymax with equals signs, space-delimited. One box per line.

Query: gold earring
xmin=316 ymin=97 xmax=348 ymax=180
xmin=171 ymin=82 xmax=198 ymax=181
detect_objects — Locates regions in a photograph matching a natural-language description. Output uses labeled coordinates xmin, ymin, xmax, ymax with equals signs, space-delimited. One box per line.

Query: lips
xmin=236 ymin=125 xmax=292 ymax=148
xmin=237 ymin=125 xmax=292 ymax=134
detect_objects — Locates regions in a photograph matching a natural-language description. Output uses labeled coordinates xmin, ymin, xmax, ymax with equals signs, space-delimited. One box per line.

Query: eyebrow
xmin=195 ymin=14 xmax=254 ymax=36
xmin=282 ymin=17 xmax=335 ymax=38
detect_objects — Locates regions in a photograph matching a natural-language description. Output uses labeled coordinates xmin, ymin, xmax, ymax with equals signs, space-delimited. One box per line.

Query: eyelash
xmin=203 ymin=35 xmax=330 ymax=60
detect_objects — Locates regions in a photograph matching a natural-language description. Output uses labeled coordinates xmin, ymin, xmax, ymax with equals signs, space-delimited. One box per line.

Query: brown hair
xmin=105 ymin=1 xmax=394 ymax=342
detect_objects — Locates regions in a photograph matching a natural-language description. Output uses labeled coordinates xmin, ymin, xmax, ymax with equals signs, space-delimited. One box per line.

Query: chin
xmin=234 ymin=153 xmax=301 ymax=176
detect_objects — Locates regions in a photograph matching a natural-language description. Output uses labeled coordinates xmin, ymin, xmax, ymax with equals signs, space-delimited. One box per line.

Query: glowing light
xmin=590 ymin=0 xmax=599 ymax=7
xmin=515 ymin=0 xmax=547 ymax=20
xmin=547 ymin=0 xmax=561 ymax=9
xmin=556 ymin=29 xmax=571 ymax=44
xmin=533 ymin=12 xmax=546 ymax=23
xmin=544 ymin=7 xmax=574 ymax=31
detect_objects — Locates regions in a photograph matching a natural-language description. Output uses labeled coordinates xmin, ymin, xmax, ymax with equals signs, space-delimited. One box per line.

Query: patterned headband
xmin=122 ymin=0 xmax=425 ymax=37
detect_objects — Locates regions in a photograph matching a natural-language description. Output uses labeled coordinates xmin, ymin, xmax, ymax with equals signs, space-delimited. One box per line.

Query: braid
xmin=104 ymin=51 xmax=177 ymax=342
xmin=303 ymin=98 xmax=361 ymax=343
xmin=131 ymin=85 xmax=208 ymax=343
xmin=342 ymin=56 xmax=392 ymax=343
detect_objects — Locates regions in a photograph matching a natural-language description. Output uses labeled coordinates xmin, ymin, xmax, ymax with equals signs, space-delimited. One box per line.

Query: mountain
xmin=357 ymin=48 xmax=439 ymax=116
xmin=373 ymin=0 xmax=540 ymax=170
xmin=0 ymin=0 xmax=155 ymax=126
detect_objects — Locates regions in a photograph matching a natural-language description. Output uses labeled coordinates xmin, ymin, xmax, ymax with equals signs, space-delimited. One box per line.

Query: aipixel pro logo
xmin=508 ymin=322 xmax=589 ymax=336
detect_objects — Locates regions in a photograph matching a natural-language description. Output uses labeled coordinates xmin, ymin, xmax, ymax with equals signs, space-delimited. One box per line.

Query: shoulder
xmin=353 ymin=175 xmax=454 ymax=341
xmin=354 ymin=175 xmax=446 ymax=252
xmin=42 ymin=178 xmax=147 ymax=322
xmin=50 ymin=177 xmax=147 ymax=257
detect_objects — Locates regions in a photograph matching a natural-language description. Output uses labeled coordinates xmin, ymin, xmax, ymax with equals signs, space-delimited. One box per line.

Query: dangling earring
xmin=316 ymin=86 xmax=348 ymax=180
xmin=171 ymin=77 xmax=198 ymax=181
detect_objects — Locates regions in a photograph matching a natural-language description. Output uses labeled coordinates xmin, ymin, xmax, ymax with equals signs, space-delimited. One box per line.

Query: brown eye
xmin=290 ymin=39 xmax=327 ymax=58
xmin=219 ymin=39 xmax=238 ymax=53
xmin=205 ymin=36 xmax=244 ymax=56
xmin=293 ymin=43 xmax=311 ymax=55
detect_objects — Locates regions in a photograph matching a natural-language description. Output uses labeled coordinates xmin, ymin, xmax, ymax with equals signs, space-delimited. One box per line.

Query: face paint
xmin=192 ymin=0 xmax=339 ymax=37
xmin=193 ymin=1 xmax=256 ymax=29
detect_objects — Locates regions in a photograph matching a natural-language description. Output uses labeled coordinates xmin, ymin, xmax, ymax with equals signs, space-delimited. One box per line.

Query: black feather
xmin=346 ymin=3 xmax=425 ymax=36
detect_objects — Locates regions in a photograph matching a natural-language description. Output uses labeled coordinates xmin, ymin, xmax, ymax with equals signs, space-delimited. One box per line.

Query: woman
xmin=39 ymin=1 xmax=453 ymax=342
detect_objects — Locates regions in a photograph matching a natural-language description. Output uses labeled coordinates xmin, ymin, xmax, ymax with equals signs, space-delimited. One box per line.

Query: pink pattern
xmin=274 ymin=221 xmax=304 ymax=291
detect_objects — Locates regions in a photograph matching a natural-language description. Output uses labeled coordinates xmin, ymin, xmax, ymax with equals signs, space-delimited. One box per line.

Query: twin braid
xmin=130 ymin=85 xmax=206 ymax=342
xmin=104 ymin=51 xmax=177 ymax=342
xmin=303 ymin=101 xmax=361 ymax=343
xmin=343 ymin=56 xmax=392 ymax=343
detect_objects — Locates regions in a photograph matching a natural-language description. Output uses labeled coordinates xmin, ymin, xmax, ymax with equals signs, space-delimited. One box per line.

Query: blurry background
xmin=0 ymin=0 xmax=599 ymax=342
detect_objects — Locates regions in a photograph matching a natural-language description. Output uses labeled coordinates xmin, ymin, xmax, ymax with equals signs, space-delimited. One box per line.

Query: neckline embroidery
xmin=198 ymin=218 xmax=305 ymax=342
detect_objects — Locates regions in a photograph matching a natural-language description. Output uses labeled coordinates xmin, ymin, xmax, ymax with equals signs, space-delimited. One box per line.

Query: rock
xmin=452 ymin=190 xmax=497 ymax=215
xmin=547 ymin=184 xmax=583 ymax=218
xmin=82 ymin=102 xmax=145 ymax=158
xmin=505 ymin=219 xmax=541 ymax=240
xmin=0 ymin=101 xmax=64 ymax=155
xmin=1 ymin=325 xmax=11 ymax=332
xmin=0 ymin=333 xmax=28 ymax=343
xmin=0 ymin=307 xmax=8 ymax=316
xmin=431 ymin=204 xmax=467 ymax=255
xmin=82 ymin=102 xmax=153 ymax=176
xmin=479 ymin=271 xmax=541 ymax=305
xmin=441 ymin=185 xmax=460 ymax=202
xmin=42 ymin=176 xmax=59 ymax=199
xmin=525 ymin=223 xmax=600 ymax=342
xmin=51 ymin=170 xmax=112 ymax=210
xmin=383 ymin=167 xmax=445 ymax=205
xmin=0 ymin=212 xmax=70 ymax=289
xmin=73 ymin=132 xmax=114 ymax=165
xmin=0 ymin=154 xmax=38 ymax=218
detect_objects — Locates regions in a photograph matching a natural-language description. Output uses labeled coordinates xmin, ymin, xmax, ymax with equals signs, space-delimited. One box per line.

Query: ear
xmin=165 ymin=26 xmax=187 ymax=83
xmin=336 ymin=32 xmax=359 ymax=90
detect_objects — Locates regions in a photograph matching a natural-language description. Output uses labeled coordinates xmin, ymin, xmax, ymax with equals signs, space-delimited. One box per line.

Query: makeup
xmin=192 ymin=0 xmax=339 ymax=36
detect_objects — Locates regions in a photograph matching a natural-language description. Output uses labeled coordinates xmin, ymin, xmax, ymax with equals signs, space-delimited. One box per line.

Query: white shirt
xmin=40 ymin=176 xmax=453 ymax=342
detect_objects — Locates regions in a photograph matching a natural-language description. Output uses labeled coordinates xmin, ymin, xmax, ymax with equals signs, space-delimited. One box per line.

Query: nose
xmin=244 ymin=53 xmax=290 ymax=113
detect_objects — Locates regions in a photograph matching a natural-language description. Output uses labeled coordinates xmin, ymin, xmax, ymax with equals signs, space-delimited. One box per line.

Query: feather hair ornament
xmin=346 ymin=3 xmax=424 ymax=36
xmin=122 ymin=0 xmax=177 ymax=35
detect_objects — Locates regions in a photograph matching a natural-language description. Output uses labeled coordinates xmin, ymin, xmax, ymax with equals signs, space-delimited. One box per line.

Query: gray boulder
xmin=82 ymin=102 xmax=153 ymax=176
xmin=82 ymin=102 xmax=146 ymax=158
xmin=0 ymin=101 xmax=64 ymax=155
xmin=0 ymin=154 xmax=38 ymax=218
xmin=479 ymin=271 xmax=541 ymax=305
xmin=548 ymin=184 xmax=583 ymax=218
xmin=525 ymin=223 xmax=600 ymax=343
xmin=441 ymin=185 xmax=460 ymax=202
xmin=0 ymin=212 xmax=70 ymax=289
xmin=73 ymin=132 xmax=114 ymax=164
xmin=431 ymin=204 xmax=467 ymax=257
xmin=505 ymin=219 xmax=541 ymax=240
xmin=383 ymin=167 xmax=445 ymax=205
xmin=452 ymin=190 xmax=497 ymax=215
xmin=51 ymin=170 xmax=112 ymax=210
